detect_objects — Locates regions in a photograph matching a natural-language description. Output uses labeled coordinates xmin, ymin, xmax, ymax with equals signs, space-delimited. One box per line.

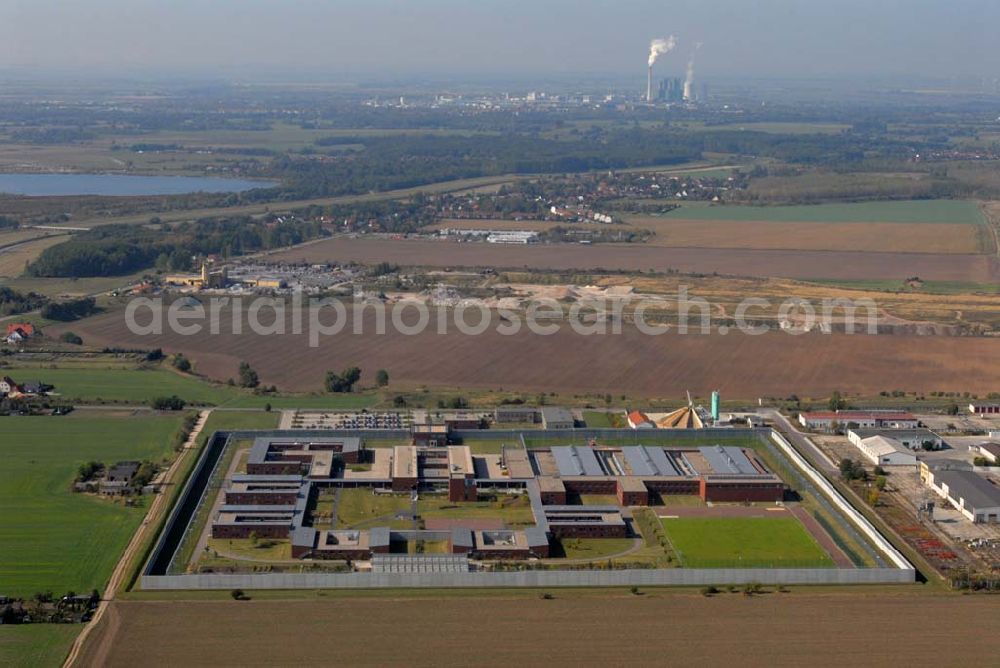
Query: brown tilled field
xmin=269 ymin=237 xmax=1000 ymax=282
xmin=58 ymin=308 xmax=1000 ymax=397
xmin=623 ymin=217 xmax=984 ymax=253
xmin=431 ymin=217 xmax=982 ymax=253
xmin=77 ymin=594 xmax=1000 ymax=667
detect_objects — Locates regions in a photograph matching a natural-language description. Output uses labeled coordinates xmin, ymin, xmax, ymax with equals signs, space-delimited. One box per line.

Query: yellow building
xmin=165 ymin=263 xmax=229 ymax=289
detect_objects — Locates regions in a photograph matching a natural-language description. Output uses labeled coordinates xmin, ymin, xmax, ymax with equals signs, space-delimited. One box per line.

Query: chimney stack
xmin=647 ymin=64 xmax=653 ymax=102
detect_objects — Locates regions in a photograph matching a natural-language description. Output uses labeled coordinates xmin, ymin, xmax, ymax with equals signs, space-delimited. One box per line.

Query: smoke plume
xmin=685 ymin=42 xmax=703 ymax=87
xmin=647 ymin=36 xmax=676 ymax=67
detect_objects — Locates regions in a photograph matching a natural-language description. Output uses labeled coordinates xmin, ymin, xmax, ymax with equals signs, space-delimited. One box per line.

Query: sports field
xmin=0 ymin=414 xmax=183 ymax=597
xmin=661 ymin=517 xmax=834 ymax=568
xmin=661 ymin=199 xmax=984 ymax=224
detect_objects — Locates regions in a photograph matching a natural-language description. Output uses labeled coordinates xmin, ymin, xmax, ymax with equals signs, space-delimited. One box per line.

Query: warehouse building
xmin=540 ymin=407 xmax=575 ymax=430
xmin=848 ymin=428 xmax=942 ymax=451
xmin=798 ymin=410 xmax=919 ymax=432
xmin=923 ymin=469 xmax=1000 ymax=523
xmin=850 ymin=435 xmax=918 ymax=467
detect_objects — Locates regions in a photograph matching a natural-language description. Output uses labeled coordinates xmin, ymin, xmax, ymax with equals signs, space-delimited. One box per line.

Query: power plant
xmin=646 ymin=36 xmax=676 ymax=102
xmin=644 ymin=36 xmax=704 ymax=104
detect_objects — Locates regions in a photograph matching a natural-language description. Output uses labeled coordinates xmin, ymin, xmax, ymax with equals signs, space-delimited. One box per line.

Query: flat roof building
xmin=540 ymin=407 xmax=575 ymax=430
xmin=924 ymin=469 xmax=1000 ymax=523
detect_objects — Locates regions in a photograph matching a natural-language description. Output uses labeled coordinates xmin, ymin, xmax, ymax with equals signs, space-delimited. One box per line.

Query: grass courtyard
xmin=0 ymin=414 xmax=184 ymax=597
xmin=661 ymin=517 xmax=834 ymax=568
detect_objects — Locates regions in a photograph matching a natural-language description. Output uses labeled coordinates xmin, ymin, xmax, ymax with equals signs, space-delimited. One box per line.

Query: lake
xmin=0 ymin=173 xmax=278 ymax=196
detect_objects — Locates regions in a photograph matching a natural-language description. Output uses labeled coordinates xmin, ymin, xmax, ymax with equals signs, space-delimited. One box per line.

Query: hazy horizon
xmin=1 ymin=0 xmax=998 ymax=84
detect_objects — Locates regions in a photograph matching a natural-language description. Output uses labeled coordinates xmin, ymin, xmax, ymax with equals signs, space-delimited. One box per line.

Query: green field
xmin=663 ymin=199 xmax=983 ymax=224
xmin=222 ymin=393 xmax=378 ymax=409
xmin=804 ymin=278 xmax=1000 ymax=295
xmin=3 ymin=363 xmax=381 ymax=408
xmin=196 ymin=410 xmax=281 ymax=443
xmin=10 ymin=367 xmax=242 ymax=405
xmin=698 ymin=122 xmax=852 ymax=135
xmin=0 ymin=414 xmax=183 ymax=597
xmin=0 ymin=625 xmax=80 ymax=668
xmin=661 ymin=517 xmax=834 ymax=568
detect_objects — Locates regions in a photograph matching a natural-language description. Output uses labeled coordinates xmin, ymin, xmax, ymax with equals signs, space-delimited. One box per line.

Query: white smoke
xmin=647 ymin=36 xmax=676 ymax=67
xmin=685 ymin=41 xmax=703 ymax=88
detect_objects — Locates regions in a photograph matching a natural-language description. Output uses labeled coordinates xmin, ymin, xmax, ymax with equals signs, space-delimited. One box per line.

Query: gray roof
xmin=540 ymin=407 xmax=574 ymax=424
xmin=551 ymin=446 xmax=603 ymax=476
xmin=219 ymin=504 xmax=295 ymax=513
xmin=291 ymin=527 xmax=317 ymax=549
xmin=369 ymin=526 xmax=391 ymax=548
xmin=698 ymin=446 xmax=758 ymax=476
xmin=523 ymin=526 xmax=549 ymax=548
xmin=934 ymin=470 xmax=1000 ymax=511
xmin=249 ymin=438 xmax=271 ymax=464
xmin=543 ymin=505 xmax=621 ymax=514
xmin=622 ymin=446 xmax=680 ymax=476
xmin=850 ymin=428 xmax=941 ymax=441
xmin=231 ymin=474 xmax=303 ymax=483
xmin=450 ymin=527 xmax=475 ymax=548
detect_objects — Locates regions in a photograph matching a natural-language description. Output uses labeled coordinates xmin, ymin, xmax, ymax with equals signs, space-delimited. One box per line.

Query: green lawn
xmin=196 ymin=410 xmax=281 ymax=444
xmin=5 ymin=364 xmax=381 ymax=408
xmin=11 ymin=367 xmax=241 ymax=405
xmin=581 ymin=411 xmax=616 ymax=428
xmin=220 ymin=393 xmax=378 ymax=409
xmin=661 ymin=517 xmax=834 ymax=568
xmin=0 ymin=625 xmax=80 ymax=668
xmin=336 ymin=489 xmax=413 ymax=529
xmin=416 ymin=494 xmax=536 ymax=527
xmin=663 ymin=199 xmax=983 ymax=224
xmin=0 ymin=414 xmax=183 ymax=597
xmin=558 ymin=538 xmax=636 ymax=560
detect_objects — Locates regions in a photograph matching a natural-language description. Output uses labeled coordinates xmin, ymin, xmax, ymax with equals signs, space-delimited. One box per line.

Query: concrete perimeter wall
xmin=141 ymin=567 xmax=912 ymax=590
xmin=769 ymin=430 xmax=914 ymax=572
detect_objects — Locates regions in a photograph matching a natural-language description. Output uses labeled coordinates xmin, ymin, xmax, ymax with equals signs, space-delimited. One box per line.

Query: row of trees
xmin=28 ymin=216 xmax=328 ymax=278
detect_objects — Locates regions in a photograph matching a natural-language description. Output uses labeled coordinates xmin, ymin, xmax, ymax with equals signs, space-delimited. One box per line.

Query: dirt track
xmin=269 ymin=237 xmax=1000 ymax=282
xmin=59 ymin=309 xmax=1000 ymax=399
xmin=76 ymin=594 xmax=1000 ymax=667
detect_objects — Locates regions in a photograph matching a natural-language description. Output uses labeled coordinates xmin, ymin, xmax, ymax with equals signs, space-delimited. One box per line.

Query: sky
xmin=1 ymin=0 xmax=998 ymax=82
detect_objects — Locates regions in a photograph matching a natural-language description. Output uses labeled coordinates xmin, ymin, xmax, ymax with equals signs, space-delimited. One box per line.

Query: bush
xmin=172 ymin=354 xmax=192 ymax=373
xmin=151 ymin=395 xmax=186 ymax=411
xmin=40 ymin=297 xmax=98 ymax=321
xmin=230 ymin=589 xmax=247 ymax=601
xmin=238 ymin=362 xmax=259 ymax=388
xmin=700 ymin=586 xmax=718 ymax=597
xmin=59 ymin=331 xmax=83 ymax=345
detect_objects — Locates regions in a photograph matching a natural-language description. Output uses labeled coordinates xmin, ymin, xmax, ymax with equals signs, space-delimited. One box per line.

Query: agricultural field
xmin=0 ymin=235 xmax=69 ymax=277
xmin=75 ymin=596 xmax=1000 ymax=667
xmin=661 ymin=199 xmax=985 ymax=224
xmin=269 ymin=236 xmax=999 ymax=282
xmin=661 ymin=517 xmax=835 ymax=568
xmin=54 ymin=306 xmax=1000 ymax=399
xmin=620 ymin=217 xmax=983 ymax=253
xmin=0 ymin=414 xmax=183 ymax=597
xmin=0 ymin=624 xmax=80 ymax=668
